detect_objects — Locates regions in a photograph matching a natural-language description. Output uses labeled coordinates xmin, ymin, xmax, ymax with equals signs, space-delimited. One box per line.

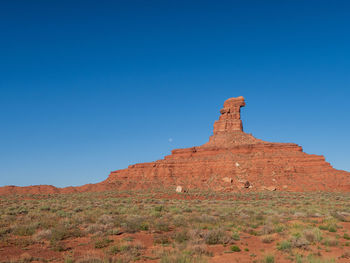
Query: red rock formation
xmin=214 ymin=96 xmax=245 ymax=134
xmin=105 ymin=96 xmax=350 ymax=192
xmin=0 ymin=96 xmax=349 ymax=195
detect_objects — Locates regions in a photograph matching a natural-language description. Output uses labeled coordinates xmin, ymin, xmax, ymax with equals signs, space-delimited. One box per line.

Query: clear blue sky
xmin=1 ymin=1 xmax=349 ymax=187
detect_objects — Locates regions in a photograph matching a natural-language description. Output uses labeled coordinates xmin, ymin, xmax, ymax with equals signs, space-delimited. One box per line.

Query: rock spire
xmin=213 ymin=96 xmax=245 ymax=134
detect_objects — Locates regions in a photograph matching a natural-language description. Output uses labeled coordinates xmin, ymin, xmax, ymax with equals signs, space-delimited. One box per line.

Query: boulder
xmin=176 ymin=186 xmax=183 ymax=193
xmin=264 ymin=186 xmax=277 ymax=191
xmin=222 ymin=177 xmax=233 ymax=183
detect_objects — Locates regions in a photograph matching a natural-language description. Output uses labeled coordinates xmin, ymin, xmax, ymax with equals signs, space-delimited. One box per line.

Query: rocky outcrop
xmin=0 ymin=96 xmax=349 ymax=195
xmin=105 ymin=96 xmax=350 ymax=192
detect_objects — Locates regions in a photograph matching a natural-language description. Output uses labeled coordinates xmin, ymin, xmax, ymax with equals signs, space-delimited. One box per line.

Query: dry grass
xmin=0 ymin=190 xmax=349 ymax=262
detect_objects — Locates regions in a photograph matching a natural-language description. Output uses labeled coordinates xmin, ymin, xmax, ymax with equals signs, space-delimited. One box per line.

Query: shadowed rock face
xmin=1 ymin=97 xmax=349 ymax=195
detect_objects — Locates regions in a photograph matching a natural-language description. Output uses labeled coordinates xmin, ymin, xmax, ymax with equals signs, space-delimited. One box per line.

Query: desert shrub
xmin=19 ymin=252 xmax=33 ymax=262
xmin=303 ymin=228 xmax=322 ymax=243
xmin=85 ymin=223 xmax=113 ymax=235
xmin=274 ymin=225 xmax=285 ymax=233
xmin=290 ymin=236 xmax=309 ymax=249
xmin=33 ymin=229 xmax=52 ymax=241
xmin=322 ymin=238 xmax=338 ymax=247
xmin=188 ymin=228 xmax=205 ymax=243
xmin=264 ymin=255 xmax=275 ymax=263
xmin=160 ymin=251 xmax=206 ymax=263
xmin=64 ymin=256 xmax=74 ymax=263
xmin=109 ymin=245 xmax=120 ymax=255
xmin=183 ymin=207 xmax=192 ymax=213
xmin=64 ymin=255 xmax=75 ymax=263
xmin=154 ymin=233 xmax=171 ymax=245
xmin=50 ymin=240 xmax=68 ymax=252
xmin=231 ymin=232 xmax=240 ymax=241
xmin=261 ymin=224 xmax=275 ymax=235
xmin=173 ymin=215 xmax=188 ymax=227
xmin=204 ymin=229 xmax=230 ymax=245
xmin=38 ymin=216 xmax=58 ymax=229
xmin=15 ymin=207 xmax=28 ymax=215
xmin=318 ymin=225 xmax=328 ymax=231
xmin=119 ymin=242 xmax=144 ymax=259
xmin=122 ymin=216 xmax=149 ymax=233
xmin=97 ymin=214 xmax=114 ymax=224
xmin=331 ymin=211 xmax=347 ymax=222
xmin=154 ymin=205 xmax=164 ymax=212
xmin=340 ymin=251 xmax=350 ymax=259
xmin=244 ymin=228 xmax=258 ymax=236
xmin=198 ymin=214 xmax=217 ymax=224
xmin=261 ymin=235 xmax=275 ymax=244
xmin=94 ymin=237 xmax=113 ymax=248
xmin=0 ymin=227 xmax=12 ymax=237
xmin=40 ymin=205 xmax=51 ymax=211
xmin=13 ymin=224 xmax=37 ymax=236
xmin=154 ymin=219 xmax=170 ymax=232
xmin=74 ymin=207 xmax=83 ymax=213
xmin=319 ymin=223 xmax=338 ymax=233
xmin=188 ymin=244 xmax=212 ymax=256
xmin=343 ymin=233 xmax=350 ymax=240
xmin=277 ymin=240 xmax=291 ymax=251
xmin=50 ymin=224 xmax=83 ymax=241
xmin=328 ymin=225 xmax=337 ymax=233
xmin=76 ymin=257 xmax=103 ymax=263
xmin=230 ymin=245 xmax=241 ymax=252
xmin=306 ymin=255 xmax=335 ymax=263
xmin=173 ymin=229 xmax=189 ymax=243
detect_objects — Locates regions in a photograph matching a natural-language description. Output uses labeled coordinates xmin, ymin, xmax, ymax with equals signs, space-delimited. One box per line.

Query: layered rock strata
xmin=105 ymin=97 xmax=349 ymax=192
xmin=1 ymin=96 xmax=349 ymax=195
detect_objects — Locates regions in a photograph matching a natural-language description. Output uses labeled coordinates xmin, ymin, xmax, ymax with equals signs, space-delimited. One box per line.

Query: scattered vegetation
xmin=0 ymin=190 xmax=348 ymax=262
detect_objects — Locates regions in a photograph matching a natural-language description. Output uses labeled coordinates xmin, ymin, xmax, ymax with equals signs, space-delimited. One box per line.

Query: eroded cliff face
xmin=105 ymin=96 xmax=350 ymax=192
xmin=1 ymin=97 xmax=349 ymax=195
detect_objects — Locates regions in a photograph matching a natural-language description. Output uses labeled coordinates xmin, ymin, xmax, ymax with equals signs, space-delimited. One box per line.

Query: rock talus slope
xmin=1 ymin=96 xmax=349 ymax=195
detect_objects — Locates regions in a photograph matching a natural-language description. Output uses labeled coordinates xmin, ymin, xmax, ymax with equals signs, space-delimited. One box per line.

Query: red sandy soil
xmin=1 ymin=220 xmax=350 ymax=262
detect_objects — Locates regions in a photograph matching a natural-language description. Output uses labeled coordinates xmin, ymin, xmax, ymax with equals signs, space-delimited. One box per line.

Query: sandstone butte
xmin=1 ymin=96 xmax=349 ymax=195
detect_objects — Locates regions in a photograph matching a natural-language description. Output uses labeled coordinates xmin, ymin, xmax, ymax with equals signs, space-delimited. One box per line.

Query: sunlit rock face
xmin=1 ymin=96 xmax=349 ymax=195
xmin=106 ymin=97 xmax=350 ymax=192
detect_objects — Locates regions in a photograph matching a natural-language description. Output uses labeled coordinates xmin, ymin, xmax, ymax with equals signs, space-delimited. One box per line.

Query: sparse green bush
xmin=306 ymin=255 xmax=335 ymax=263
xmin=173 ymin=229 xmax=189 ymax=243
xmin=122 ymin=216 xmax=149 ymax=233
xmin=94 ymin=237 xmax=113 ymax=248
xmin=50 ymin=224 xmax=83 ymax=241
xmin=204 ymin=229 xmax=230 ymax=245
xmin=264 ymin=255 xmax=275 ymax=263
xmin=261 ymin=235 xmax=274 ymax=244
xmin=154 ymin=219 xmax=170 ymax=232
xmin=154 ymin=233 xmax=171 ymax=245
xmin=230 ymin=245 xmax=241 ymax=252
xmin=343 ymin=233 xmax=350 ymax=240
xmin=303 ymin=228 xmax=322 ymax=243
xmin=277 ymin=240 xmax=291 ymax=251
xmin=322 ymin=238 xmax=338 ymax=247
xmin=13 ymin=224 xmax=36 ymax=236
xmin=160 ymin=251 xmax=206 ymax=263
xmin=109 ymin=245 xmax=120 ymax=254
xmin=231 ymin=232 xmax=240 ymax=241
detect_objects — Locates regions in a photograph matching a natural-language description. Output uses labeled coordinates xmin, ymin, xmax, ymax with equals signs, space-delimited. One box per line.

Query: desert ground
xmin=1 ymin=189 xmax=350 ymax=263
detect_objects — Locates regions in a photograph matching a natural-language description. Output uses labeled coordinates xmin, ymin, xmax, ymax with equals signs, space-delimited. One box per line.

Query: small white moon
xmin=168 ymin=138 xmax=173 ymax=142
